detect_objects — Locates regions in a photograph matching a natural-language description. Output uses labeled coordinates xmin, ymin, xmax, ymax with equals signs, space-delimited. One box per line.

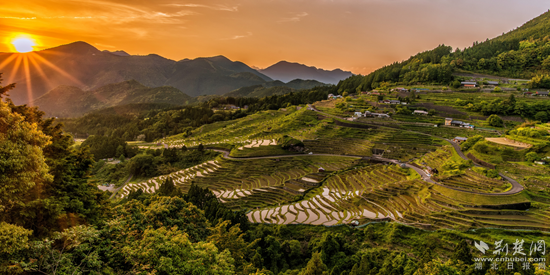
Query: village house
xmin=364 ymin=111 xmax=390 ymax=118
xmin=486 ymin=81 xmax=499 ymax=85
xmin=368 ymin=91 xmax=381 ymax=95
xmin=354 ymin=111 xmax=363 ymax=117
xmin=388 ymin=100 xmax=401 ymax=104
xmin=536 ymin=91 xmax=549 ymax=96
xmin=534 ymin=160 xmax=546 ymax=165
xmin=223 ymin=105 xmax=240 ymax=110
xmin=413 ymin=110 xmax=429 ymax=115
xmin=445 ymin=118 xmax=453 ymax=126
xmin=461 ymin=81 xmax=477 ymax=88
xmin=393 ymin=87 xmax=408 ymax=92
xmin=453 ymin=136 xmax=468 ymax=144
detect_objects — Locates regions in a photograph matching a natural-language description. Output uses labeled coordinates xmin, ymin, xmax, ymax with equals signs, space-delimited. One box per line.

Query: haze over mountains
xmin=32 ymin=80 xmax=193 ymax=117
xmin=0 ymin=42 xmax=271 ymax=104
xmin=259 ymin=61 xmax=353 ymax=85
xmin=0 ymin=42 xmax=351 ymax=105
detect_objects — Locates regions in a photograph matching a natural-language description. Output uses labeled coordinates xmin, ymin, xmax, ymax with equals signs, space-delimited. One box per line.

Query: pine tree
xmin=301 ymin=252 xmax=328 ymax=275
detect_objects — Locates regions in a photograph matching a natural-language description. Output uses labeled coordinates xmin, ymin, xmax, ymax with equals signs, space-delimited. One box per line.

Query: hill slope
xmin=32 ymin=80 xmax=193 ymax=117
xmin=334 ymin=10 xmax=550 ymax=92
xmin=260 ymin=61 xmax=352 ymax=84
xmin=0 ymin=42 xmax=272 ymax=104
xmin=224 ymin=79 xmax=327 ymax=98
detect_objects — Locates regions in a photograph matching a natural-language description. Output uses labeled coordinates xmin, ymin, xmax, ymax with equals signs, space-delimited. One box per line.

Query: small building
xmin=389 ymin=100 xmax=401 ymax=104
xmin=453 ymin=136 xmax=468 ymax=144
xmin=534 ymin=161 xmax=546 ymax=165
xmin=369 ymin=91 xmax=380 ymax=95
xmin=486 ymin=81 xmax=499 ymax=85
xmin=318 ymin=167 xmax=326 ymax=172
xmin=445 ymin=118 xmax=453 ymax=126
xmin=328 ymin=94 xmax=335 ymax=99
xmin=350 ymin=220 xmax=360 ymax=226
xmin=451 ymin=120 xmax=464 ymax=127
xmin=400 ymin=102 xmax=408 ymax=105
xmin=536 ymin=91 xmax=549 ymax=96
xmin=461 ymin=81 xmax=477 ymax=87
xmin=354 ymin=111 xmax=363 ymax=117
xmin=365 ymin=111 xmax=390 ymax=118
xmin=523 ymin=92 xmax=533 ymax=96
xmin=394 ymin=87 xmax=408 ymax=92
xmin=414 ymin=110 xmax=429 ymax=115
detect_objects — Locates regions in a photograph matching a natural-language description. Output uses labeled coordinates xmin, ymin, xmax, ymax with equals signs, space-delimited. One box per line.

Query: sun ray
xmin=30 ymin=52 xmax=84 ymax=86
xmin=0 ymin=54 xmax=18 ymax=71
xmin=7 ymin=54 xmax=23 ymax=86
xmin=28 ymin=54 xmax=55 ymax=91
xmin=22 ymin=55 xmax=34 ymax=105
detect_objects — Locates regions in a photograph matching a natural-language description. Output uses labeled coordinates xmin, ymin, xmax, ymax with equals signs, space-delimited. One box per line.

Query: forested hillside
xmin=61 ymin=86 xmax=332 ymax=143
xmin=335 ymin=10 xmax=550 ymax=93
xmin=32 ymin=80 xmax=193 ymax=117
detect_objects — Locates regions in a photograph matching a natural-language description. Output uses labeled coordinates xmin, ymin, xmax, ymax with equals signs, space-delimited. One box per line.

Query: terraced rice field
xmin=117 ymin=160 xmax=223 ymax=198
xmin=438 ymin=170 xmax=510 ymax=193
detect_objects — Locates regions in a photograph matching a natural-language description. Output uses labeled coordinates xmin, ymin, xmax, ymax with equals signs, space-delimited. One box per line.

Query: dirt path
xmin=109 ymin=174 xmax=134 ymax=199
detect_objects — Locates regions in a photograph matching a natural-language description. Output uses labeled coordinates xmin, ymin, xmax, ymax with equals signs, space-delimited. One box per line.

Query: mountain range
xmin=259 ymin=61 xmax=353 ymax=85
xmin=0 ymin=42 xmax=271 ymax=104
xmin=0 ymin=42 xmax=352 ymax=105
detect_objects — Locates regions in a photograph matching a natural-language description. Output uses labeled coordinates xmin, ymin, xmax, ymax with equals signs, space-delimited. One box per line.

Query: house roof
xmin=487 ymin=81 xmax=499 ymax=85
xmin=537 ymin=91 xmax=549 ymax=95
xmin=413 ymin=110 xmax=428 ymax=113
xmin=454 ymin=137 xmax=468 ymax=141
xmin=461 ymin=82 xmax=477 ymax=85
xmin=451 ymin=121 xmax=463 ymax=124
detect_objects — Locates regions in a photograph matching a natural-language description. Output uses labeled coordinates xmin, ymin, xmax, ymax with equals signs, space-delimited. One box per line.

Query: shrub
xmin=525 ymin=152 xmax=540 ymax=162
xmin=486 ymin=115 xmax=504 ymax=127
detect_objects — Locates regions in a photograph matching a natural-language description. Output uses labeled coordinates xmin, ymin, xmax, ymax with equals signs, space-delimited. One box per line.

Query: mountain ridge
xmin=0 ymin=41 xmax=272 ymax=104
xmin=260 ymin=61 xmax=353 ymax=85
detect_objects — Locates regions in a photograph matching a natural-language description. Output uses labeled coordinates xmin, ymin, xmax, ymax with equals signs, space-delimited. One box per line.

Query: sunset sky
xmin=0 ymin=0 xmax=548 ymax=75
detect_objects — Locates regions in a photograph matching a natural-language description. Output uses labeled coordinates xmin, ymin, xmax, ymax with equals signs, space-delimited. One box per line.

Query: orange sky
xmin=0 ymin=0 xmax=548 ymax=75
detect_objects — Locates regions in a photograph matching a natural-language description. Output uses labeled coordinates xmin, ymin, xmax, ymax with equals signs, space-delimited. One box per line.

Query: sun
xmin=11 ymin=37 xmax=37 ymax=53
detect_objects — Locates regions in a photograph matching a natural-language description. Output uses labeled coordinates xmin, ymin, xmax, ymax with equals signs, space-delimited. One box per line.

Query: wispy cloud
xmin=222 ymin=32 xmax=252 ymax=40
xmin=165 ymin=3 xmax=238 ymax=12
xmin=278 ymin=12 xmax=308 ymax=23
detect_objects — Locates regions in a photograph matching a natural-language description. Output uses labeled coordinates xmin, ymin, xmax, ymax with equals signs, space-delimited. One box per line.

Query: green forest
xmin=334 ymin=10 xmax=550 ymax=92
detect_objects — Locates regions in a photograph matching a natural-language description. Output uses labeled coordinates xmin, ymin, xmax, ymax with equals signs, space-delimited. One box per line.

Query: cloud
xmin=222 ymin=32 xmax=252 ymax=40
xmin=165 ymin=3 xmax=238 ymax=12
xmin=278 ymin=12 xmax=308 ymax=23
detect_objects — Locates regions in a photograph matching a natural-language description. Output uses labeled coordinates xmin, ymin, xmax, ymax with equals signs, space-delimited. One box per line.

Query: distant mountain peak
xmin=260 ymin=61 xmax=352 ymax=85
xmin=103 ymin=50 xmax=130 ymax=57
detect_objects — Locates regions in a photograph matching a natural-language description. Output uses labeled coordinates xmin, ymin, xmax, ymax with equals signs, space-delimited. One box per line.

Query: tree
xmin=301 ymin=252 xmax=328 ymax=275
xmin=493 ymin=86 xmax=502 ymax=92
xmin=0 ymin=222 xmax=32 ymax=273
xmin=198 ymin=143 xmax=205 ymax=152
xmin=526 ymin=152 xmax=540 ymax=162
xmin=0 ymin=99 xmax=52 ymax=224
xmin=486 ymin=114 xmax=504 ymax=127
xmin=121 ymin=226 xmax=235 ymax=275
xmin=452 ymin=239 xmax=473 ymax=265
xmin=535 ymin=111 xmax=548 ymax=122
xmin=207 ymin=220 xmax=260 ymax=271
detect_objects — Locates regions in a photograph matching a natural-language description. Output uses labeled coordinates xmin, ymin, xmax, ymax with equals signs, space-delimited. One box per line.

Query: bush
xmin=486 ymin=115 xmax=504 ymax=127
xmin=535 ymin=111 xmax=548 ymax=123
xmin=525 ymin=152 xmax=540 ymax=162
xmin=493 ymin=87 xmax=502 ymax=93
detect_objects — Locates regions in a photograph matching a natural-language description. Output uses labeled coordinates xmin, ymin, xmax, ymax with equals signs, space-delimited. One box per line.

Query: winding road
xmin=194 ymin=105 xmax=524 ymax=196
